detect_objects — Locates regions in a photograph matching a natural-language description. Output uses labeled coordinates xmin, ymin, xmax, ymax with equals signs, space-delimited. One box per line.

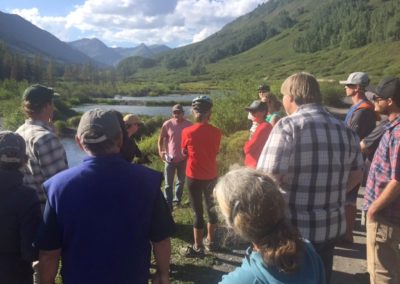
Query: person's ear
xmin=75 ymin=136 xmax=85 ymax=151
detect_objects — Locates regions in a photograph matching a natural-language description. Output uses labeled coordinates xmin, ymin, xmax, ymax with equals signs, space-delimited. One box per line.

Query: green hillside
xmin=120 ymin=0 xmax=400 ymax=84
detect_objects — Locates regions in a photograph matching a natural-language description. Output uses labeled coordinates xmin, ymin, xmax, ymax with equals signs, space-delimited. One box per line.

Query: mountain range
xmin=1 ymin=0 xmax=400 ymax=82
xmin=68 ymin=38 xmax=170 ymax=66
xmin=0 ymin=11 xmax=170 ymax=66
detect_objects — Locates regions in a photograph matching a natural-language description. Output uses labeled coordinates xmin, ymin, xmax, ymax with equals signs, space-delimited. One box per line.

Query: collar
xmin=385 ymin=115 xmax=400 ymax=131
xmin=295 ymin=103 xmax=324 ymax=113
xmin=26 ymin=119 xmax=55 ymax=132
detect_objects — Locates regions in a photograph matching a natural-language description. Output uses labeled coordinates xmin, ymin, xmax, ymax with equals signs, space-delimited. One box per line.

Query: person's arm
xmin=158 ymin=126 xmax=167 ymax=160
xmin=367 ymin=180 xmax=400 ymax=221
xmin=151 ymin=238 xmax=171 ymax=284
xmin=39 ymin=249 xmax=61 ymax=284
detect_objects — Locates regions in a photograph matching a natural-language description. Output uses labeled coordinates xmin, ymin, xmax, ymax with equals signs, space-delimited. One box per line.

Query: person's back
xmin=215 ymin=168 xmax=325 ymax=284
xmin=220 ymin=241 xmax=323 ymax=284
xmin=42 ymin=156 xmax=163 ymax=283
xmin=0 ymin=131 xmax=41 ymax=284
xmin=182 ymin=123 xmax=221 ymax=180
xmin=36 ymin=109 xmax=175 ymax=284
xmin=258 ymin=90 xmax=361 ymax=243
xmin=16 ymin=84 xmax=68 ymax=204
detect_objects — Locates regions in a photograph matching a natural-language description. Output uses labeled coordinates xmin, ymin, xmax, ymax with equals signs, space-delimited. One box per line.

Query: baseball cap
xmin=374 ymin=77 xmax=400 ymax=100
xmin=339 ymin=72 xmax=370 ymax=86
xmin=258 ymin=84 xmax=270 ymax=92
xmin=0 ymin=131 xmax=26 ymax=164
xmin=192 ymin=95 xmax=213 ymax=113
xmin=245 ymin=100 xmax=267 ymax=112
xmin=77 ymin=109 xmax=122 ymax=144
xmin=23 ymin=84 xmax=58 ymax=104
xmin=172 ymin=104 xmax=184 ymax=113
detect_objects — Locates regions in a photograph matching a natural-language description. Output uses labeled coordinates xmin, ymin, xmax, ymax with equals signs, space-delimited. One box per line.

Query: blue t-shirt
xmin=220 ymin=240 xmax=325 ymax=284
xmin=36 ymin=155 xmax=175 ymax=284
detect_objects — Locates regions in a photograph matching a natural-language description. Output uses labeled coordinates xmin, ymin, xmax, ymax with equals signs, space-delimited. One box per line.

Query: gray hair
xmin=214 ymin=167 xmax=303 ymax=273
xmin=281 ymin=72 xmax=322 ymax=105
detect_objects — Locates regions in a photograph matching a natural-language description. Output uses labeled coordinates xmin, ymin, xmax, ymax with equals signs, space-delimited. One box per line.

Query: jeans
xmin=164 ymin=160 xmax=186 ymax=206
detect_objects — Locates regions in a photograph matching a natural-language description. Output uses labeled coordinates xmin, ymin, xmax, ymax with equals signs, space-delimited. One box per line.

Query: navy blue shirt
xmin=36 ymin=155 xmax=175 ymax=284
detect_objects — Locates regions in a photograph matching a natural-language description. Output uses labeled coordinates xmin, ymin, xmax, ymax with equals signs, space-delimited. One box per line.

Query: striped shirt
xmin=363 ymin=115 xmax=400 ymax=220
xmin=257 ymin=104 xmax=363 ymax=243
xmin=16 ymin=119 xmax=68 ymax=203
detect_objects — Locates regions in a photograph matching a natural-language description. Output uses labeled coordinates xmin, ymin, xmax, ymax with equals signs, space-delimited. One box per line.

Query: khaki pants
xmin=366 ymin=216 xmax=400 ymax=284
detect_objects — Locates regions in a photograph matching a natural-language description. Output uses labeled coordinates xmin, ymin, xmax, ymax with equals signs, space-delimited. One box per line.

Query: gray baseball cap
xmin=0 ymin=131 xmax=26 ymax=163
xmin=77 ymin=109 xmax=122 ymax=144
xmin=339 ymin=72 xmax=370 ymax=86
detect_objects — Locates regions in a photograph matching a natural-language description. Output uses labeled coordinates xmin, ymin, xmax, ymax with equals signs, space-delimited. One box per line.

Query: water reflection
xmin=61 ymin=138 xmax=86 ymax=167
xmin=72 ymin=105 xmax=192 ymax=116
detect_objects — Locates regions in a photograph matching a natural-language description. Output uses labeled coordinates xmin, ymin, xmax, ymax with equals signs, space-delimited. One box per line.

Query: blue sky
xmin=0 ymin=0 xmax=267 ymax=48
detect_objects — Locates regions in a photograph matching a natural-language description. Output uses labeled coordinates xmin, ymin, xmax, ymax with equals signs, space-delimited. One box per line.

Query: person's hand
xmin=151 ymin=271 xmax=170 ymax=284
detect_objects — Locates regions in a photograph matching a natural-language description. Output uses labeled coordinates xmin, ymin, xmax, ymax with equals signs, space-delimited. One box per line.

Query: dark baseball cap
xmin=245 ymin=100 xmax=267 ymax=113
xmin=22 ymin=84 xmax=58 ymax=104
xmin=258 ymin=84 xmax=270 ymax=92
xmin=0 ymin=131 xmax=26 ymax=164
xmin=77 ymin=109 xmax=122 ymax=144
xmin=375 ymin=77 xmax=400 ymax=100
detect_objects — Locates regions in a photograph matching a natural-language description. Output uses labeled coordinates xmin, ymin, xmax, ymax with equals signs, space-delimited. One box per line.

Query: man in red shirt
xmin=181 ymin=96 xmax=222 ymax=257
xmin=243 ymin=100 xmax=272 ymax=168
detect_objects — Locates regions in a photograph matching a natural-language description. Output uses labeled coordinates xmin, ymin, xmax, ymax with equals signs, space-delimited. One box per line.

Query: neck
xmin=388 ymin=111 xmax=400 ymax=122
xmin=352 ymin=93 xmax=366 ymax=105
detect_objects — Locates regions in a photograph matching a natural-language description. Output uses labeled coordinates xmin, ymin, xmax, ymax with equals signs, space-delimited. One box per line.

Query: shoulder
xmin=219 ymin=253 xmax=262 ymax=284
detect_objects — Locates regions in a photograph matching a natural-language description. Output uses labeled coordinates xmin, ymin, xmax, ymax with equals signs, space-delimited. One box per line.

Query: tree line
xmin=293 ymin=0 xmax=400 ymax=53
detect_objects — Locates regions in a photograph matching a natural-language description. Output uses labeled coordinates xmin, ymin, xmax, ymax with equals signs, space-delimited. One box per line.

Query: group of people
xmin=0 ymin=71 xmax=399 ymax=284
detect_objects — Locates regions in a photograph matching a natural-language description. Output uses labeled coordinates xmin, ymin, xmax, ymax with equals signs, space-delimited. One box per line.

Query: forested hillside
xmin=120 ymin=0 xmax=400 ymax=83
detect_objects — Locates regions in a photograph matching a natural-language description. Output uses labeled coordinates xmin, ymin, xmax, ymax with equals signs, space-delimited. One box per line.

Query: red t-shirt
xmin=243 ymin=122 xmax=272 ymax=168
xmin=181 ymin=123 xmax=222 ymax=180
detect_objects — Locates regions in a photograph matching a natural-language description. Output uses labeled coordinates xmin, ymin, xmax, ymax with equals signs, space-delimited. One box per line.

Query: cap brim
xmin=339 ymin=80 xmax=348 ymax=85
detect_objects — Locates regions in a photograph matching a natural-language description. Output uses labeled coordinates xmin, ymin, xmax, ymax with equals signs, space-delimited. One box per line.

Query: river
xmin=63 ymin=93 xmax=202 ymax=166
xmin=72 ymin=94 xmax=199 ymax=116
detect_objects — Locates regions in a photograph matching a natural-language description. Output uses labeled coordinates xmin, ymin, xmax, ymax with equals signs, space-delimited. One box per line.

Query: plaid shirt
xmin=257 ymin=104 xmax=363 ymax=243
xmin=16 ymin=119 xmax=68 ymax=203
xmin=363 ymin=115 xmax=400 ymax=219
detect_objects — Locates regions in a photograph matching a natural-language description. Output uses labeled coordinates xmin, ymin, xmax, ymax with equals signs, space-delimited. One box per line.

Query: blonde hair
xmin=214 ymin=167 xmax=303 ymax=273
xmin=281 ymin=72 xmax=322 ymax=105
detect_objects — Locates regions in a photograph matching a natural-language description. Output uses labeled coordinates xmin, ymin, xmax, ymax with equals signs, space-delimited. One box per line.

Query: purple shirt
xmin=160 ymin=118 xmax=192 ymax=163
xmin=364 ymin=115 xmax=400 ymax=219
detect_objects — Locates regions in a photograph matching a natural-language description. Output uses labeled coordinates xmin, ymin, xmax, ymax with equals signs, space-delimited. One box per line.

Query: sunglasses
xmin=345 ymin=84 xmax=356 ymax=88
xmin=372 ymin=95 xmax=387 ymax=102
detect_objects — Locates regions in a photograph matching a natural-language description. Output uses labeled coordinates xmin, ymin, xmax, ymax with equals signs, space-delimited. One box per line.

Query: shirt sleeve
xmin=390 ymin=134 xmax=400 ymax=181
xmin=148 ymin=190 xmax=176 ymax=243
xmin=257 ymin=119 xmax=293 ymax=175
xmin=35 ymin=133 xmax=68 ymax=180
xmin=35 ymin=201 xmax=62 ymax=251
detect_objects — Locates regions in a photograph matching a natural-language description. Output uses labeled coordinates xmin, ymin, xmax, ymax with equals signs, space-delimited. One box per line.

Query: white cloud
xmin=12 ymin=0 xmax=267 ymax=47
